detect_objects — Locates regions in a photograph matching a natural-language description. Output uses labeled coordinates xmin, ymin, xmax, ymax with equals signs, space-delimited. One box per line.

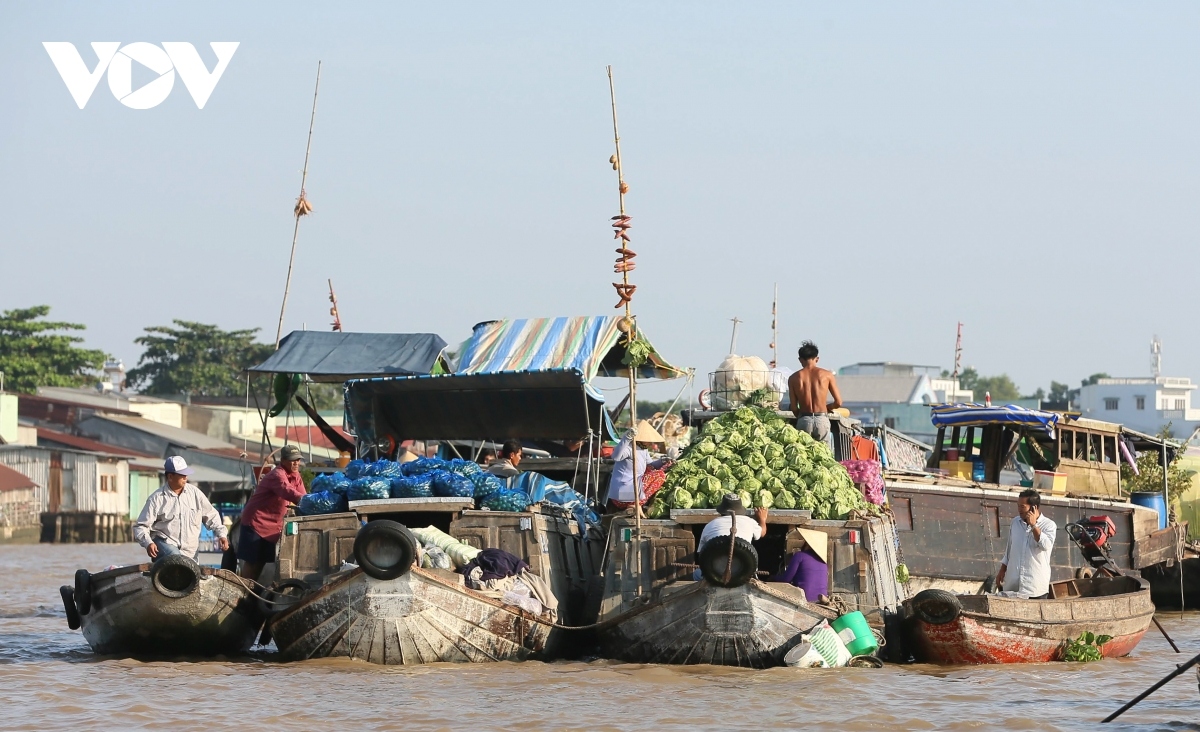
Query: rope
xmin=209 ymin=569 xmax=301 ymax=607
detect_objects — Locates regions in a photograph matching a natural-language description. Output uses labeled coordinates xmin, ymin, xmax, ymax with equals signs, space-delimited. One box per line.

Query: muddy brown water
xmin=2 ymin=544 xmax=1198 ymax=731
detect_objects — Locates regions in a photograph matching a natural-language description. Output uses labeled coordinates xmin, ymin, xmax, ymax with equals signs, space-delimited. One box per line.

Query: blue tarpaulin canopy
xmin=248 ymin=331 xmax=447 ymax=383
xmin=456 ymin=316 xmax=685 ymax=381
xmin=930 ymin=403 xmax=1061 ymax=437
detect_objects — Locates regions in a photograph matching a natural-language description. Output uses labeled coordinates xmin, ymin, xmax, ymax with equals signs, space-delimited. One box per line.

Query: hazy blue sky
xmin=4 ymin=3 xmax=1200 ymax=401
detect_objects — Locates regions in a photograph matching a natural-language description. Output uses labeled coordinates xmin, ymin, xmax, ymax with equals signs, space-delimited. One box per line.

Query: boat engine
xmin=1065 ymin=515 xmax=1118 ymax=570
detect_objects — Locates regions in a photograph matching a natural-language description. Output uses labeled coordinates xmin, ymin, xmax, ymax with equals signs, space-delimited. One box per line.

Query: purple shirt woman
xmin=770 ymin=528 xmax=829 ymax=602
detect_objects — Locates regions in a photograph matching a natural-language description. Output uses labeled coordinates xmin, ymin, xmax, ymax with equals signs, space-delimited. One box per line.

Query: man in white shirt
xmin=693 ymin=494 xmax=768 ymax=579
xmin=133 ymin=456 xmax=229 ymax=562
xmin=996 ymin=489 xmax=1057 ymax=598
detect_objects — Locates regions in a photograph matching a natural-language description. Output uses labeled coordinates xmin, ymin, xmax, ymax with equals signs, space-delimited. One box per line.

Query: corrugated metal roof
xmin=0 ymin=463 xmax=36 ymax=493
xmin=36 ymin=427 xmax=151 ymax=458
xmin=81 ymin=414 xmax=236 ymax=450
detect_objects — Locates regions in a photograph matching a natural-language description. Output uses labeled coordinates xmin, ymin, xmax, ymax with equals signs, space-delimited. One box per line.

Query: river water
xmin=2 ymin=543 xmax=1197 ymax=731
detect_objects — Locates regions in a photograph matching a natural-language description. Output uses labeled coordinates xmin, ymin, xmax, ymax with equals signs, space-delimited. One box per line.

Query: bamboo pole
xmin=607 ymin=66 xmax=641 ymax=527
xmin=275 ymin=61 xmax=322 ymax=349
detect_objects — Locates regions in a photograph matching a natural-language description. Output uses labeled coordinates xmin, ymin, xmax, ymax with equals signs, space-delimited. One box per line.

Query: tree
xmin=972 ymin=374 xmax=1021 ymax=402
xmin=1048 ymin=381 xmax=1071 ymax=404
xmin=1120 ymin=426 xmax=1195 ymax=502
xmin=0 ymin=306 xmax=106 ymax=393
xmin=127 ymin=321 xmax=272 ymax=398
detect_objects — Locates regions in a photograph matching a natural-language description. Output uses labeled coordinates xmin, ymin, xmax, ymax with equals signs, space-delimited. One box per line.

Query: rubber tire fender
xmin=1075 ymin=566 xmax=1095 ymax=580
xmin=353 ymin=520 xmax=417 ymax=581
xmin=697 ymin=536 xmax=758 ymax=588
xmin=911 ymin=588 xmax=962 ymax=625
xmin=60 ymin=585 xmax=81 ymax=630
xmin=73 ymin=569 xmax=92 ymax=616
xmin=150 ymin=554 xmax=203 ymax=599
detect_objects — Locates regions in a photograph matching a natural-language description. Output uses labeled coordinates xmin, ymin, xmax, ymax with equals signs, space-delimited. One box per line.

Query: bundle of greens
xmin=647 ymin=406 xmax=873 ymax=520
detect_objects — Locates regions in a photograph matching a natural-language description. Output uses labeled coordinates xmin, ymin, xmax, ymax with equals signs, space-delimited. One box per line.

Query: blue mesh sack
xmin=470 ymin=473 xmax=506 ymax=500
xmin=297 ymin=490 xmax=349 ymax=515
xmin=401 ymin=457 xmax=446 ymax=476
xmin=431 ymin=470 xmax=475 ymax=498
xmin=480 ymin=488 xmax=530 ymax=512
xmin=363 ymin=459 xmax=403 ymax=478
xmin=309 ymin=473 xmax=335 ymax=493
xmin=344 ymin=459 xmax=368 ymax=479
xmin=390 ymin=473 xmax=434 ymax=498
xmin=347 ymin=477 xmax=391 ymax=501
xmin=445 ymin=458 xmax=482 ymax=477
xmin=324 ymin=472 xmax=351 ymax=496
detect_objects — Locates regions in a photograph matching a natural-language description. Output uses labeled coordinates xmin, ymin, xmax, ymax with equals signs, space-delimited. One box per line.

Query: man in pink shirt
xmin=238 ymin=445 xmax=308 ymax=581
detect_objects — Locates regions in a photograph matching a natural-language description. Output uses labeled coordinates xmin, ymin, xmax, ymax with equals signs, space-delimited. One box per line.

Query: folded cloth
xmin=460 ymin=548 xmax=528 ymax=582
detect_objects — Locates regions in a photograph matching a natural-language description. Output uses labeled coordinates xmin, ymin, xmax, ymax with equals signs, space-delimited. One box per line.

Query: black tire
xmin=150 ymin=554 xmax=202 ymax=599
xmin=1075 ymin=566 xmax=1095 ymax=580
xmin=73 ymin=569 xmax=92 ymax=616
xmin=60 ymin=585 xmax=81 ymax=630
xmin=911 ymin=588 xmax=962 ymax=625
xmin=258 ymin=578 xmax=311 ymax=616
xmin=353 ymin=520 xmax=417 ymax=581
xmin=697 ymin=536 xmax=758 ymax=588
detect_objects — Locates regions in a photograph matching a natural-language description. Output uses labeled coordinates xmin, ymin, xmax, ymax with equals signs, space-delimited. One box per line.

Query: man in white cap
xmin=133 ymin=456 xmax=229 ymax=562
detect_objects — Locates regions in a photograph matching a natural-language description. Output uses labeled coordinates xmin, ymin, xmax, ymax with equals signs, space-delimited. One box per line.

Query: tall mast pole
xmin=607 ymin=66 xmax=642 ymax=525
xmin=769 ymin=284 xmax=778 ymax=369
xmin=275 ymin=61 xmax=322 ymax=348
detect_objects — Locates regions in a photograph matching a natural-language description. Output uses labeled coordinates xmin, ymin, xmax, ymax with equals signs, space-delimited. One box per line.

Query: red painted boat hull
xmin=908 ymin=613 xmax=1150 ymax=664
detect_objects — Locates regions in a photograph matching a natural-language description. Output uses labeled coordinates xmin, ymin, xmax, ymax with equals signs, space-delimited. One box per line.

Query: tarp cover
xmin=249 ymin=331 xmax=447 ymax=383
xmin=930 ymin=403 xmax=1061 ymax=437
xmin=346 ymin=370 xmax=613 ymax=443
xmin=456 ymin=316 xmax=685 ymax=381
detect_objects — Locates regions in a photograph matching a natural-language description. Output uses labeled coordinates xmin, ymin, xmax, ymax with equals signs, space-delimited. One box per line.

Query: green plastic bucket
xmin=831 ymin=611 xmax=878 ymax=657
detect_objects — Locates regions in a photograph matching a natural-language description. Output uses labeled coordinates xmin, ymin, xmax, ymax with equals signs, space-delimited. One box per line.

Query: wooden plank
xmin=670 ymin=509 xmax=812 ymax=525
xmin=350 ymin=497 xmax=473 ymax=514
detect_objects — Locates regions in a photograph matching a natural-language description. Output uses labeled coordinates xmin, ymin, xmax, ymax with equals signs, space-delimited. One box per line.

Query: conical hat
xmin=796 ymin=527 xmax=829 ymax=564
xmin=634 ymin=420 xmax=665 ymax=443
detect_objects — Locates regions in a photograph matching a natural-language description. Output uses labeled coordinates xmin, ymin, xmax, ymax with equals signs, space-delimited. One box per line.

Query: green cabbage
xmin=673 ymin=489 xmax=694 ymax=510
xmin=774 ymin=490 xmax=797 ymax=509
xmin=755 ymin=489 xmax=774 ymax=509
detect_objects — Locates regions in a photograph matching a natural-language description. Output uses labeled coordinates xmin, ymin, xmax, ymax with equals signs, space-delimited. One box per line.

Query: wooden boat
xmin=267 ymin=498 xmax=601 ymax=664
xmin=62 ymin=558 xmax=262 ymax=656
xmin=886 ymin=407 xmax=1185 ymax=600
xmin=270 ymin=565 xmax=555 ymax=663
xmin=903 ymin=574 xmax=1154 ymax=664
xmin=592 ymin=512 xmax=906 ymax=667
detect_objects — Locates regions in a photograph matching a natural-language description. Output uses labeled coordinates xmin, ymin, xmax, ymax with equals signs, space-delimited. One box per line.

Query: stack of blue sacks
xmin=295 ymin=455 xmax=592 ymax=520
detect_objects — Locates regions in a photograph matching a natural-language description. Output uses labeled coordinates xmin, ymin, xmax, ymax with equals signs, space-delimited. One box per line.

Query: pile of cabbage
xmin=647 ymin=406 xmax=873 ymax=520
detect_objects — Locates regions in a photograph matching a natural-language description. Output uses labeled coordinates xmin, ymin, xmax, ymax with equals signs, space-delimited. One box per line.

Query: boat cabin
xmin=925 ymin=404 xmax=1174 ymax=499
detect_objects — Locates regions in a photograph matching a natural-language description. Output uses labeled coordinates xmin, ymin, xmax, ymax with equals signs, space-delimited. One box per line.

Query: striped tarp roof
xmin=457 ymin=316 xmax=686 ymax=381
xmin=930 ymin=403 xmax=1061 ymax=436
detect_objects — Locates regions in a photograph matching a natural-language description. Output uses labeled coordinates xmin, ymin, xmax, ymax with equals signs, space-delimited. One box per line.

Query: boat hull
xmin=269 ymin=567 xmax=557 ymax=664
xmin=598 ymin=579 xmax=837 ymax=668
xmin=79 ymin=564 xmax=261 ymax=656
xmin=905 ymin=581 xmax=1155 ymax=665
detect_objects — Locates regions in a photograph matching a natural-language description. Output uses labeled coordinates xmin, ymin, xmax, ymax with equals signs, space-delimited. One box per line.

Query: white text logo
xmin=43 ymin=42 xmax=239 ymax=109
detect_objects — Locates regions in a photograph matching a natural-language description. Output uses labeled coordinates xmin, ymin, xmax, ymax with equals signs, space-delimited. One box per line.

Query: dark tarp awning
xmin=248 ymin=331 xmax=447 ymax=383
xmin=345 ymin=369 xmax=614 ymax=443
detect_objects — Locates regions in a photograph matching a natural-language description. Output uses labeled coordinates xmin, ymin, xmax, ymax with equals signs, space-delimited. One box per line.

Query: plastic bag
xmin=420 ymin=544 xmax=453 ymax=570
xmin=445 ymin=458 xmax=483 ymax=477
xmin=365 ymin=459 xmax=404 ymax=479
xmin=470 ymin=473 xmax=506 ymax=500
xmin=347 ymin=477 xmax=391 ymax=501
xmin=390 ymin=473 xmax=434 ymax=498
xmin=431 ymin=470 xmax=475 ymax=498
xmin=401 ymin=457 xmax=446 ymax=476
xmin=480 ymin=488 xmax=531 ymax=512
xmin=344 ymin=459 xmax=367 ymax=479
xmin=297 ymin=490 xmax=349 ymax=516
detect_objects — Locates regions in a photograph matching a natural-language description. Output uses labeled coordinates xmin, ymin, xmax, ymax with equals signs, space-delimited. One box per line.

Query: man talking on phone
xmin=995 ymin=488 xmax=1057 ymax=598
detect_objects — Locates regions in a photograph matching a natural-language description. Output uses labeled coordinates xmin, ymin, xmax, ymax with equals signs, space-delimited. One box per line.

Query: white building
xmin=1077 ymin=377 xmax=1200 ymax=438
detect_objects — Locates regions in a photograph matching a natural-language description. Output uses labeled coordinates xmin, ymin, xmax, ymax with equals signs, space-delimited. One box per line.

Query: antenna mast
xmin=729 ymin=317 xmax=742 ymax=355
xmin=274 ymin=60 xmax=322 ymax=348
xmin=1151 ymin=335 xmax=1162 ymax=378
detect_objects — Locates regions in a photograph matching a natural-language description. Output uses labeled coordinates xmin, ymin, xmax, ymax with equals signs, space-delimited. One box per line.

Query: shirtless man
xmin=787 ymin=340 xmax=843 ymax=447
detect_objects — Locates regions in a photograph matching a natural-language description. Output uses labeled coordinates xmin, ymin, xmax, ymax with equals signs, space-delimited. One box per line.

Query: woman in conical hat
xmin=770 ymin=526 xmax=829 ymax=602
xmin=605 ymin=419 xmax=669 ymax=510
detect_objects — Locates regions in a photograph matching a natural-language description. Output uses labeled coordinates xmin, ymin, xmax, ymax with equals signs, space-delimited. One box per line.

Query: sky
xmin=3 ymin=2 xmax=1200 ymax=402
